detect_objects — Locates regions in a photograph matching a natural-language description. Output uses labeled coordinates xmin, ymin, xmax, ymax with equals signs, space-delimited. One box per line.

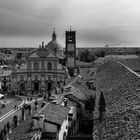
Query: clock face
xmin=67 ymin=43 xmax=74 ymax=51
xmin=67 ymin=57 xmax=75 ymax=67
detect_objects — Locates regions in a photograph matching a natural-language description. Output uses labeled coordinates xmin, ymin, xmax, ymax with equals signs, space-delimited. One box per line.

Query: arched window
xmin=48 ymin=62 xmax=52 ymax=70
xmin=34 ymin=62 xmax=39 ymax=70
xmin=41 ymin=60 xmax=45 ymax=70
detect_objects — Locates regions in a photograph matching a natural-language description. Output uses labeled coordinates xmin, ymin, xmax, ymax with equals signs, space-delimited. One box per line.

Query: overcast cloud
xmin=0 ymin=0 xmax=140 ymax=47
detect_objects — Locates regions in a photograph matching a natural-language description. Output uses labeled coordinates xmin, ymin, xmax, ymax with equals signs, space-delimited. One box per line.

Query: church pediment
xmin=29 ymin=52 xmax=39 ymax=58
xmin=28 ymin=48 xmax=56 ymax=59
xmin=47 ymin=52 xmax=56 ymax=58
xmin=37 ymin=48 xmax=49 ymax=58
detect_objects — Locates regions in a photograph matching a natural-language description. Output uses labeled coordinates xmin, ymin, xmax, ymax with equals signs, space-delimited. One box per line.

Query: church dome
xmin=46 ymin=30 xmax=63 ymax=52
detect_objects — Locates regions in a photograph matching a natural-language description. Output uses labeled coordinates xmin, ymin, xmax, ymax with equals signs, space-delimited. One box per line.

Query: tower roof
xmin=46 ymin=30 xmax=63 ymax=52
xmin=52 ymin=28 xmax=56 ymax=41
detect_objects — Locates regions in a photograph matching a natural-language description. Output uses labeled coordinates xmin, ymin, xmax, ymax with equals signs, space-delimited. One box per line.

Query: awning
xmin=0 ymin=93 xmax=4 ymax=98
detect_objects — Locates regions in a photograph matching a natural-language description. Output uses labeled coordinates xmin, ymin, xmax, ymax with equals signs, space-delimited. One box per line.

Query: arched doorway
xmin=48 ymin=81 xmax=52 ymax=91
xmin=34 ymin=81 xmax=39 ymax=92
xmin=20 ymin=83 xmax=25 ymax=91
xmin=34 ymin=62 xmax=39 ymax=70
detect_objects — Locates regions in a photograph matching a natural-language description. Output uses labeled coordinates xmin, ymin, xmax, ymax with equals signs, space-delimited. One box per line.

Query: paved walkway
xmin=0 ymin=96 xmax=43 ymax=130
xmin=0 ymin=95 xmax=23 ymax=117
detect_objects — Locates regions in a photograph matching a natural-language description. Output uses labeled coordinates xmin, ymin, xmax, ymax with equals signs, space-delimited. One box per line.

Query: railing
xmin=134 ymin=70 xmax=140 ymax=72
xmin=13 ymin=69 xmax=66 ymax=74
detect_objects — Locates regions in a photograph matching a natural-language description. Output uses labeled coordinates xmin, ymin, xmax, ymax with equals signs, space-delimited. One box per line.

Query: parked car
xmin=23 ymin=103 xmax=30 ymax=110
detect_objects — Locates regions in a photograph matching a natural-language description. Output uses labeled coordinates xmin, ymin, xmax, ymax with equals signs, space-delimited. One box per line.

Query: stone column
xmin=6 ymin=122 xmax=11 ymax=134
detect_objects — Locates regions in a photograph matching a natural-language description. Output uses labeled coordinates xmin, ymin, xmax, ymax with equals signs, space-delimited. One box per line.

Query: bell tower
xmin=65 ymin=29 xmax=76 ymax=68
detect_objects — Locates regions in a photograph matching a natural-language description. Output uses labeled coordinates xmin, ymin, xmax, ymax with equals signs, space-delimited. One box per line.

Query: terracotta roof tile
xmin=39 ymin=103 xmax=70 ymax=125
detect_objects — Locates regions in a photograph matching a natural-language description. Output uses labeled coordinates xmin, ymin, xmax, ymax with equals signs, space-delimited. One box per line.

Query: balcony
xmin=12 ymin=69 xmax=66 ymax=75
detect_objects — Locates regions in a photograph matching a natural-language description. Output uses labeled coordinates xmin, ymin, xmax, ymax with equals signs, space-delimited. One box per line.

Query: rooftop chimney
xmin=39 ymin=114 xmax=45 ymax=131
xmin=32 ymin=116 xmax=40 ymax=129
xmin=42 ymin=42 xmax=44 ymax=48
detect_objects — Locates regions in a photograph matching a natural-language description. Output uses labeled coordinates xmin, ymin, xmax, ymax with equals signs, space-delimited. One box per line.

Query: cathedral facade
xmin=11 ymin=31 xmax=66 ymax=94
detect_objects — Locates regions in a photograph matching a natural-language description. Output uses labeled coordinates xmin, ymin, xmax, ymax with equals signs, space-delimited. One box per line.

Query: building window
xmin=41 ymin=60 xmax=45 ymax=70
xmin=48 ymin=62 xmax=52 ymax=70
xmin=34 ymin=61 xmax=39 ymax=70
xmin=27 ymin=60 xmax=31 ymax=70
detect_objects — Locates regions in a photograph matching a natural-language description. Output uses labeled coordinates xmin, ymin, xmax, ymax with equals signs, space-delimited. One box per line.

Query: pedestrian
xmin=6 ymin=122 xmax=10 ymax=133
xmin=61 ymin=87 xmax=64 ymax=93
xmin=34 ymin=99 xmax=38 ymax=110
xmin=55 ymin=87 xmax=57 ymax=95
xmin=47 ymin=91 xmax=51 ymax=100
xmin=44 ymin=94 xmax=47 ymax=101
xmin=0 ymin=129 xmax=4 ymax=140
xmin=63 ymin=79 xmax=65 ymax=86
xmin=14 ymin=105 xmax=18 ymax=110
xmin=31 ymin=90 xmax=33 ymax=95
xmin=3 ymin=125 xmax=7 ymax=136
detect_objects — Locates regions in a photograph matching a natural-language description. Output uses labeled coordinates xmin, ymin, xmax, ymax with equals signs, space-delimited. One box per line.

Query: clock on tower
xmin=65 ymin=30 xmax=76 ymax=68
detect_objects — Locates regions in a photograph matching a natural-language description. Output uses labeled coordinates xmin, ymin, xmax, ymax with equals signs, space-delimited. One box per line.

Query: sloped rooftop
xmin=39 ymin=103 xmax=70 ymax=125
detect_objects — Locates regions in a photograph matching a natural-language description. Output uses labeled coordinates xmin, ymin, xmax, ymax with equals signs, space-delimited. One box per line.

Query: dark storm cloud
xmin=0 ymin=0 xmax=140 ymax=47
xmin=0 ymin=0 xmax=65 ymax=38
xmin=79 ymin=29 xmax=121 ymax=44
xmin=0 ymin=11 xmax=46 ymax=37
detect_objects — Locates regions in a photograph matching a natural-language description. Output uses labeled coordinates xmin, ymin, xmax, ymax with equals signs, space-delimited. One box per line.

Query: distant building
xmin=33 ymin=103 xmax=71 ymax=140
xmin=11 ymin=31 xmax=66 ymax=94
xmin=45 ymin=29 xmax=63 ymax=57
xmin=65 ymin=30 xmax=76 ymax=68
xmin=0 ymin=69 xmax=12 ymax=93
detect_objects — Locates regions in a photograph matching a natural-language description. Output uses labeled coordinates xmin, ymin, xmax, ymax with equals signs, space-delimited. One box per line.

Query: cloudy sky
xmin=0 ymin=0 xmax=140 ymax=48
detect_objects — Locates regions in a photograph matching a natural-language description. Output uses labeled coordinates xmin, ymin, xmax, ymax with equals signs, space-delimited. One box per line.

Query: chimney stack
xmin=39 ymin=114 xmax=45 ymax=131
xmin=32 ymin=116 xmax=40 ymax=129
xmin=42 ymin=42 xmax=44 ymax=48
